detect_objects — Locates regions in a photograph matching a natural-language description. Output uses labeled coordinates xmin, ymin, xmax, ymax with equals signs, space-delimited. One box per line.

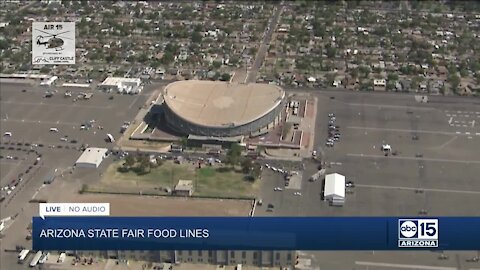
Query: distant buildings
xmin=98 ymin=77 xmax=142 ymax=94
xmin=76 ymin=250 xmax=295 ymax=268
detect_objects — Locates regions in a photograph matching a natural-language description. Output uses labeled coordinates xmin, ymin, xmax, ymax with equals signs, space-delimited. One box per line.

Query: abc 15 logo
xmin=398 ymin=219 xmax=438 ymax=240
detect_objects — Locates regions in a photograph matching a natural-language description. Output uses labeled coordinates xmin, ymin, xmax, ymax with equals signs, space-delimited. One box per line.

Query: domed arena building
xmin=162 ymin=80 xmax=285 ymax=138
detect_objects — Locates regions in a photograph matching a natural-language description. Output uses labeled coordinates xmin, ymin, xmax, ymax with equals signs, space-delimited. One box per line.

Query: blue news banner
xmin=33 ymin=217 xmax=480 ymax=250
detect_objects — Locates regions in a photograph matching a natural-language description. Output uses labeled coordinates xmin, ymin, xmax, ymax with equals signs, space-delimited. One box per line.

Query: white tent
xmin=75 ymin=147 xmax=108 ymax=168
xmin=324 ymin=173 xmax=345 ymax=206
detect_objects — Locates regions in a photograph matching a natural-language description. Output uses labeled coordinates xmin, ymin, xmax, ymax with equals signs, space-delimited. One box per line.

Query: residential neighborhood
xmin=0 ymin=1 xmax=479 ymax=95
xmin=1 ymin=1 xmax=480 ymax=270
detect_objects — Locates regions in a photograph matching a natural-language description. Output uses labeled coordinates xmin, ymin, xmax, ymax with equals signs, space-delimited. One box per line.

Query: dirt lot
xmin=52 ymin=193 xmax=253 ymax=217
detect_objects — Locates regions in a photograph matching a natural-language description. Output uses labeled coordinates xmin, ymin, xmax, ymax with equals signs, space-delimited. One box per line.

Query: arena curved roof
xmin=163 ymin=80 xmax=285 ymax=128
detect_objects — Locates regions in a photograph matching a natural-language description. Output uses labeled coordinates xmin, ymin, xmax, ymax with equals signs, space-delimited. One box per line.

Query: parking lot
xmin=0 ymin=82 xmax=160 ymax=270
xmin=0 ymin=83 xmax=155 ymax=145
xmin=0 ymin=82 xmax=156 ymax=216
xmin=255 ymin=90 xmax=480 ymax=269
xmin=256 ymin=91 xmax=480 ymax=217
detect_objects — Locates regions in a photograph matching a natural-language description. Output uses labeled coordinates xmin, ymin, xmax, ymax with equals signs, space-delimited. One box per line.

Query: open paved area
xmin=0 ymin=82 xmax=159 ymax=270
xmin=255 ymin=90 xmax=480 ymax=269
xmin=2 ymin=84 xmax=480 ymax=270
xmin=0 ymin=82 xmax=157 ymax=219
xmin=257 ymin=91 xmax=480 ymax=217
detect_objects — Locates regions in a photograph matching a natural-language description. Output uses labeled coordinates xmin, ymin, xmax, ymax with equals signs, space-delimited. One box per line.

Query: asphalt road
xmin=245 ymin=4 xmax=283 ymax=83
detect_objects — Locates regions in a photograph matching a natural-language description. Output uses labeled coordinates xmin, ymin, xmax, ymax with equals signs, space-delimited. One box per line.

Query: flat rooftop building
xmin=98 ymin=77 xmax=142 ymax=94
xmin=75 ymin=147 xmax=108 ymax=168
xmin=174 ymin=180 xmax=194 ymax=196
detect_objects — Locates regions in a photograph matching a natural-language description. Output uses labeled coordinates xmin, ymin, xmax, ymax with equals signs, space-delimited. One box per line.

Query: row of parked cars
xmin=326 ymin=113 xmax=341 ymax=147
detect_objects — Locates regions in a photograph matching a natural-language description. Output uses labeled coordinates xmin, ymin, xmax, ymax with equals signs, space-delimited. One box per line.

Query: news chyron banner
xmin=33 ymin=217 xmax=480 ymax=250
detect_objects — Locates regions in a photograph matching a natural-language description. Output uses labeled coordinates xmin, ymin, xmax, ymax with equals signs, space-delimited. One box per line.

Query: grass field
xmin=94 ymin=160 xmax=259 ymax=198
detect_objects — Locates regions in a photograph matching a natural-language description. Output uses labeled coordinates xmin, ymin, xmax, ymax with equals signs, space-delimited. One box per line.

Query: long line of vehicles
xmin=326 ymin=113 xmax=340 ymax=147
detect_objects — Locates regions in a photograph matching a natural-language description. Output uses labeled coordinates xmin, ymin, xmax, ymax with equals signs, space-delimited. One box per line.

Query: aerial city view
xmin=0 ymin=1 xmax=480 ymax=269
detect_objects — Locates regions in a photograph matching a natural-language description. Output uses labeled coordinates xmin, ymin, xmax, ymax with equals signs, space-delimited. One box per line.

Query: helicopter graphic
xmin=34 ymin=28 xmax=72 ymax=51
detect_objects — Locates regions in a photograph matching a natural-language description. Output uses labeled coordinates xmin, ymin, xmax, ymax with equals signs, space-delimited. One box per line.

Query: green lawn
xmin=98 ymin=160 xmax=258 ymax=198
xmin=196 ymin=167 xmax=258 ymax=197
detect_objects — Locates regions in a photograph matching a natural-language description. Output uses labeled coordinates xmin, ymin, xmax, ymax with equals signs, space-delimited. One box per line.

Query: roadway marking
xmin=128 ymin=93 xmax=142 ymax=109
xmin=1 ymin=100 xmax=112 ymax=109
xmin=2 ymin=118 xmax=78 ymax=126
xmin=354 ymin=184 xmax=480 ymax=195
xmin=437 ymin=136 xmax=457 ymax=149
xmin=329 ymin=162 xmax=342 ymax=165
xmin=355 ymin=261 xmax=457 ymax=270
xmin=347 ymin=103 xmax=435 ymax=111
xmin=347 ymin=153 xmax=480 ymax=164
xmin=347 ymin=126 xmax=471 ymax=136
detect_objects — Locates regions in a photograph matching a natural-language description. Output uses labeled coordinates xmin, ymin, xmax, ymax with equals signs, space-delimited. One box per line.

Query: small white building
xmin=174 ymin=180 xmax=194 ymax=196
xmin=75 ymin=147 xmax=108 ymax=168
xmin=40 ymin=76 xmax=58 ymax=86
xmin=373 ymin=79 xmax=386 ymax=87
xmin=324 ymin=173 xmax=345 ymax=206
xmin=98 ymin=77 xmax=142 ymax=94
